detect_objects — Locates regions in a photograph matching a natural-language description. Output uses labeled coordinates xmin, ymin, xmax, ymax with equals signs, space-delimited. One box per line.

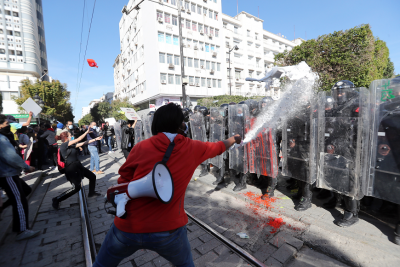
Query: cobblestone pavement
xmin=0 ymin=146 xmax=392 ymax=267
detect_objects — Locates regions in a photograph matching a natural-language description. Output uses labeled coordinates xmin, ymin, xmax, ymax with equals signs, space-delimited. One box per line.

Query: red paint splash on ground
xmin=266 ymin=217 xmax=285 ymax=233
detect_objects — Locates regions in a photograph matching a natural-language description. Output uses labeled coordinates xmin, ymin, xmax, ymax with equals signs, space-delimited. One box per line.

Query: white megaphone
xmin=106 ymin=162 xmax=174 ymax=218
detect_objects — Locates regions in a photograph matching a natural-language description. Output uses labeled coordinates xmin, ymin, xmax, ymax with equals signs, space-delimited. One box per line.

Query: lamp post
xmin=228 ymin=45 xmax=239 ymax=95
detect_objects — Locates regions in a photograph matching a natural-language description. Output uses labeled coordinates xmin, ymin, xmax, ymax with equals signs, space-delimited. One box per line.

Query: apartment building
xmin=113 ymin=1 xmax=303 ymax=109
xmin=0 ymin=0 xmax=49 ymax=115
xmin=221 ymin=12 xmax=303 ymax=97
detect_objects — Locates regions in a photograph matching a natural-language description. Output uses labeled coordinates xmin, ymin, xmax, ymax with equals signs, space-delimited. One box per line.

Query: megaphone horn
xmin=106 ymin=162 xmax=174 ymax=218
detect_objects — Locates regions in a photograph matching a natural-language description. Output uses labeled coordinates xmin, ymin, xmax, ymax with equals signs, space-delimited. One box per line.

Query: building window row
xmin=158 ymin=32 xmax=220 ymax=52
xmin=157 ymin=11 xmax=219 ymax=37
xmin=160 ymin=73 xmax=221 ymax=88
xmin=0 ymin=9 xmax=19 ymax=17
xmin=158 ymin=1 xmax=219 ymax=19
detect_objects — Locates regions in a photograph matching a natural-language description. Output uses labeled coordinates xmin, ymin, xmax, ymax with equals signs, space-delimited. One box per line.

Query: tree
xmin=383 ymin=58 xmax=394 ymax=79
xmin=14 ymin=79 xmax=75 ymax=122
xmin=197 ymin=95 xmax=262 ymax=108
xmin=110 ymin=97 xmax=139 ymax=121
xmin=91 ymin=101 xmax=111 ymax=123
xmin=275 ymin=24 xmax=392 ymax=91
xmin=79 ymin=113 xmax=93 ymax=126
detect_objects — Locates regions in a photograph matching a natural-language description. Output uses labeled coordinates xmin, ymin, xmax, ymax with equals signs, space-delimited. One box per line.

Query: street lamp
xmin=228 ymin=45 xmax=239 ymax=95
xmin=33 ymin=93 xmax=45 ymax=108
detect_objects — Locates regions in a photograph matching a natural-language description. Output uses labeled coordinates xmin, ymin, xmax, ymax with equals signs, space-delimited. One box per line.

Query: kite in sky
xmin=87 ymin=59 xmax=98 ymax=68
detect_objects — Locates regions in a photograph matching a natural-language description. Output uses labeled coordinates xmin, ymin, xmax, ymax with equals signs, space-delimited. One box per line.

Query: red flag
xmin=87 ymin=59 xmax=98 ymax=68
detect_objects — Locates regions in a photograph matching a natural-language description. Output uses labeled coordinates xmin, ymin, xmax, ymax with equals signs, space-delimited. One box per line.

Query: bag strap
xmin=162 ymin=141 xmax=175 ymax=164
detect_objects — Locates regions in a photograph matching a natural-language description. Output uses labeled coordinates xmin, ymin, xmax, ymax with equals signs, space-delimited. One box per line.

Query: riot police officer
xmin=212 ymin=104 xmax=230 ymax=185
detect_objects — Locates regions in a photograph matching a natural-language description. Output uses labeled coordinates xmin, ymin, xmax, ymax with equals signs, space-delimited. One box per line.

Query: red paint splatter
xmin=266 ymin=217 xmax=285 ymax=233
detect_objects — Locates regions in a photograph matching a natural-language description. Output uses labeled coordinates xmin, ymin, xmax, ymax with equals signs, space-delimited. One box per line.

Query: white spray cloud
xmin=243 ymin=61 xmax=319 ymax=143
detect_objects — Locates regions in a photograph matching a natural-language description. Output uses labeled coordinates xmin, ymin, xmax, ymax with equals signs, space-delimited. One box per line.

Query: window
xmin=234 ymin=26 xmax=238 ymax=34
xmin=204 ymin=26 xmax=208 ymax=34
xmin=166 ymin=34 xmax=172 ymax=44
xmin=198 ymin=24 xmax=203 ymax=32
xmin=0 ymin=29 xmax=3 ymax=34
xmin=209 ymin=10 xmax=213 ymax=19
xmin=183 ymin=57 xmax=187 ymax=66
xmin=210 ymin=28 xmax=214 ymax=36
xmin=187 ymin=39 xmax=192 ymax=47
xmin=211 ymin=62 xmax=215 ymax=70
xmin=255 ymin=33 xmax=258 ymax=40
xmin=172 ymin=16 xmax=177 ymax=26
xmin=247 ymin=30 xmax=251 ymax=37
xmin=194 ymin=59 xmax=199 ymax=68
xmin=167 ymin=54 xmax=173 ymax=64
xmin=160 ymin=73 xmax=167 ymax=82
xmin=16 ymin=50 xmax=22 ymax=56
xmin=217 ymin=63 xmax=221 ymax=71
xmin=191 ymin=3 xmax=196 ymax=12
xmin=158 ymin=32 xmax=164 ymax=42
xmin=211 ymin=45 xmax=215 ymax=51
xmin=199 ymin=42 xmax=204 ymax=51
xmin=159 ymin=53 xmax=165 ymax=63
xmin=200 ymin=60 xmax=205 ymax=67
xmin=157 ymin=11 xmax=163 ymax=20
xmin=197 ymin=5 xmax=201 ymax=14
xmin=207 ymin=78 xmax=211 ymax=87
xmin=174 ymin=55 xmax=180 ymax=65
xmin=5 ymin=10 xmax=11 ymax=16
xmin=9 ymin=50 xmax=15 ymax=55
xmin=188 ymin=58 xmax=193 ymax=67
xmin=175 ymin=75 xmax=181 ymax=85
xmin=171 ymin=0 xmax=176 ymax=5
xmin=223 ymin=23 xmax=227 ymax=29
xmin=212 ymin=79 xmax=216 ymax=87
xmin=218 ymin=80 xmax=221 ymax=88
xmin=201 ymin=77 xmax=206 ymax=87
xmin=249 ymin=70 xmax=253 ymax=78
xmin=186 ymin=20 xmax=190 ymax=29
xmin=165 ymin=14 xmax=170 ymax=24
xmin=173 ymin=35 xmax=179 ymax=45
xmin=185 ymin=1 xmax=189 ymax=9
xmin=203 ymin=8 xmax=207 ymax=16
xmin=214 ymin=12 xmax=218 ymax=20
xmin=206 ymin=61 xmax=210 ymax=70
xmin=195 ymin=77 xmax=200 ymax=85
xmin=189 ymin=76 xmax=194 ymax=84
xmin=215 ymin=29 xmax=219 ymax=37
xmin=256 ymin=58 xmax=261 ymax=68
xmin=205 ymin=44 xmax=209 ymax=52
xmin=235 ymin=70 xmax=241 ymax=79
xmin=168 ymin=74 xmax=174 ymax=84
xmin=192 ymin=22 xmax=197 ymax=31
xmin=7 ymin=30 xmax=13 ymax=35
xmin=0 ymin=49 xmax=5 ymax=54
xmin=12 ymin=12 xmax=18 ymax=17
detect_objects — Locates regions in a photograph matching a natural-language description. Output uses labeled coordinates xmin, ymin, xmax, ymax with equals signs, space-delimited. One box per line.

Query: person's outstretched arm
xmin=68 ymin=127 xmax=92 ymax=146
xmin=222 ymin=134 xmax=242 ymax=150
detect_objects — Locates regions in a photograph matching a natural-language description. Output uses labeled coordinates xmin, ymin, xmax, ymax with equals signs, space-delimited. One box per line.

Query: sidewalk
xmin=192 ymin=168 xmax=400 ymax=267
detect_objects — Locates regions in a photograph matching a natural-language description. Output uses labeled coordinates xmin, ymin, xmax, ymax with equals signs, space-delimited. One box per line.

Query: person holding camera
xmin=93 ymin=103 xmax=242 ymax=267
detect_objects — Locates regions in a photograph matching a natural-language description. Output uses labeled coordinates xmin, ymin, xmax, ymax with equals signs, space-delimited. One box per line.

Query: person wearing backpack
xmin=52 ymin=128 xmax=103 ymax=210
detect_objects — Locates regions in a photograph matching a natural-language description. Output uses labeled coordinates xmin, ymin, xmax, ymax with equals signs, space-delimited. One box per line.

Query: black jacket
xmin=121 ymin=125 xmax=134 ymax=150
xmin=40 ymin=129 xmax=56 ymax=146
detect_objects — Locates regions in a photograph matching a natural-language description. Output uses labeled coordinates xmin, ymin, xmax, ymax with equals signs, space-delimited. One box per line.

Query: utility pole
xmin=177 ymin=1 xmax=187 ymax=108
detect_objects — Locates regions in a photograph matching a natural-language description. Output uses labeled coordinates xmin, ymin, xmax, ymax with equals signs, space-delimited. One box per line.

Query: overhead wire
xmin=74 ymin=0 xmax=86 ymax=110
xmin=75 ymin=0 xmax=97 ymax=111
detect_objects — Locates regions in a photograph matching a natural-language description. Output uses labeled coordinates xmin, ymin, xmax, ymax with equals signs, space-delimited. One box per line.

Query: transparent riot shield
xmin=113 ymin=122 xmax=122 ymax=150
xmin=282 ymin=103 xmax=317 ymax=183
xmin=189 ymin=113 xmax=207 ymax=142
xmin=134 ymin=120 xmax=143 ymax=145
xmin=316 ymin=88 xmax=370 ymax=199
xmin=229 ymin=104 xmax=250 ymax=173
xmin=143 ymin=114 xmax=154 ymax=140
xmin=209 ymin=108 xmax=225 ymax=169
xmin=367 ymin=78 xmax=400 ymax=204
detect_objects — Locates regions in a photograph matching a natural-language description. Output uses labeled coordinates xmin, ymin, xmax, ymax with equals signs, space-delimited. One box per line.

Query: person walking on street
xmin=0 ymin=114 xmax=40 ymax=241
xmin=104 ymin=122 xmax=115 ymax=154
xmin=87 ymin=122 xmax=104 ymax=174
xmin=52 ymin=129 xmax=102 ymax=210
xmin=17 ymin=127 xmax=32 ymax=166
xmin=93 ymin=103 xmax=242 ymax=267
xmin=31 ymin=125 xmax=43 ymax=170
xmin=39 ymin=123 xmax=58 ymax=169
xmin=97 ymin=125 xmax=104 ymax=154
xmin=80 ymin=125 xmax=89 ymax=156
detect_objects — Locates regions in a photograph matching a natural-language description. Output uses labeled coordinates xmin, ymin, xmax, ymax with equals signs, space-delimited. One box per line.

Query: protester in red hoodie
xmin=94 ymin=103 xmax=242 ymax=267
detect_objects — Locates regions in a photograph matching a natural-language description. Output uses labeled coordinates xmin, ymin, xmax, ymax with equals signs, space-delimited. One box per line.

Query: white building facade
xmin=0 ymin=0 xmax=48 ymax=116
xmin=113 ymin=1 xmax=302 ymax=109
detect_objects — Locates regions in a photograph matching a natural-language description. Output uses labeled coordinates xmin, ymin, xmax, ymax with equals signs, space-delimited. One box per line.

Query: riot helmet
xmin=199 ymin=106 xmax=209 ymax=117
xmin=259 ymin=96 xmax=273 ymax=109
xmin=229 ymin=102 xmax=236 ymax=105
xmin=238 ymin=101 xmax=246 ymax=105
xmin=331 ymin=80 xmax=355 ymax=105
xmin=244 ymin=99 xmax=260 ymax=116
xmin=325 ymin=96 xmax=334 ymax=110
xmin=220 ymin=103 xmax=229 ymax=117
xmin=194 ymin=105 xmax=201 ymax=113
xmin=182 ymin=108 xmax=191 ymax=122
xmin=148 ymin=111 xmax=155 ymax=116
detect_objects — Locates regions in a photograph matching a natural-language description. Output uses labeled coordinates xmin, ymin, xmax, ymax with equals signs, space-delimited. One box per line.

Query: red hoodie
xmin=115 ymin=133 xmax=226 ymax=233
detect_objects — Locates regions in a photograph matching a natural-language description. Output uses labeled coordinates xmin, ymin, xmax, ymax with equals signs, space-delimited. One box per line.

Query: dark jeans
xmin=54 ymin=161 xmax=96 ymax=202
xmin=0 ymin=176 xmax=31 ymax=232
xmin=31 ymin=148 xmax=43 ymax=170
xmin=82 ymin=145 xmax=89 ymax=155
xmin=105 ymin=136 xmax=112 ymax=152
xmin=48 ymin=145 xmax=58 ymax=166
xmin=93 ymin=224 xmax=194 ymax=267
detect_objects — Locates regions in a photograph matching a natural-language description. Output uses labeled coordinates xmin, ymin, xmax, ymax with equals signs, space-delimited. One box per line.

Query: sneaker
xmin=16 ymin=229 xmax=41 ymax=241
xmin=88 ymin=191 xmax=102 ymax=198
xmin=96 ymin=170 xmax=104 ymax=174
xmin=52 ymin=198 xmax=60 ymax=210
xmin=92 ymin=170 xmax=96 ymax=173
